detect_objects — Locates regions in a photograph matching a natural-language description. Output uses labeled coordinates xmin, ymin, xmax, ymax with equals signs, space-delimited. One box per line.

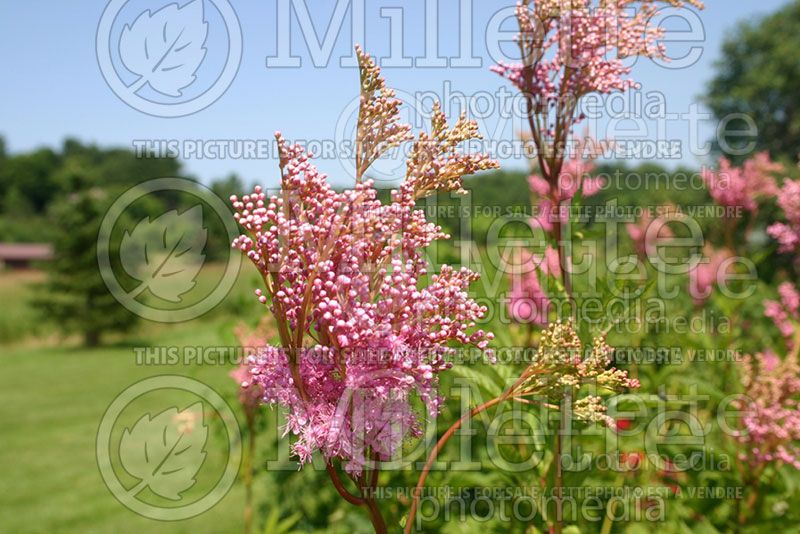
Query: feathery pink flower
xmin=626 ymin=210 xmax=675 ymax=260
xmin=231 ymin=50 xmax=497 ymax=473
xmin=492 ymin=6 xmax=654 ymax=100
xmin=764 ymin=282 xmax=800 ymax=347
xmin=492 ymin=1 xmax=702 ymax=151
xmin=736 ymin=350 xmax=800 ymax=470
xmin=701 ymin=153 xmax=782 ymax=212
xmin=768 ymin=179 xmax=800 ymax=254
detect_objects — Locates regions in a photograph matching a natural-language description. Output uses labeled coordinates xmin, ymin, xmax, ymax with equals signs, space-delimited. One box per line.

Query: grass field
xmin=0 ymin=266 xmax=264 ymax=533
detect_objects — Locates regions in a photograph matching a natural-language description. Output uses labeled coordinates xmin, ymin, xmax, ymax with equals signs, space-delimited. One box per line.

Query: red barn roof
xmin=0 ymin=243 xmax=54 ymax=261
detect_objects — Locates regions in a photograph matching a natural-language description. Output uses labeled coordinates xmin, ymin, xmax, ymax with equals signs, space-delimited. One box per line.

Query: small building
xmin=0 ymin=243 xmax=54 ymax=270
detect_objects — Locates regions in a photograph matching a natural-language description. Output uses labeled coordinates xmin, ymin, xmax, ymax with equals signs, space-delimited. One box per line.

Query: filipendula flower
xmin=768 ymin=179 xmax=800 ymax=254
xmin=736 ymin=350 xmax=800 ymax=470
xmin=764 ymin=282 xmax=800 ymax=347
xmin=230 ymin=48 xmax=498 ymax=473
xmin=701 ymin=153 xmax=782 ymax=212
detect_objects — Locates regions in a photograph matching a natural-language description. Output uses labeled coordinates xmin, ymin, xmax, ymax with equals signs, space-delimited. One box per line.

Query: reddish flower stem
xmin=403 ymin=395 xmax=507 ymax=533
xmin=404 ymin=370 xmax=538 ymax=533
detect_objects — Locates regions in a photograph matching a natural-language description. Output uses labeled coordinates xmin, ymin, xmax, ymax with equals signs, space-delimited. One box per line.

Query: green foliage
xmin=0 ymin=137 xmax=181 ymax=242
xmin=261 ymin=507 xmax=303 ymax=534
xmin=32 ymin=174 xmax=139 ymax=346
xmin=0 ymin=272 xmax=45 ymax=343
xmin=706 ymin=0 xmax=800 ymax=161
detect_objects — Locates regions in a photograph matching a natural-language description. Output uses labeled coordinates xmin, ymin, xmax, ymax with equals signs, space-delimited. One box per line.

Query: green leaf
xmin=449 ymin=363 xmax=506 ymax=398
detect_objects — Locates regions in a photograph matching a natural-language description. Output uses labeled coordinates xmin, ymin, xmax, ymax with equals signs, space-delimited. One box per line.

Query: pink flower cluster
xmin=491 ymin=1 xmax=701 ymax=139
xmin=764 ymin=282 xmax=800 ymax=347
xmin=701 ymin=153 xmax=781 ymax=212
xmin=768 ymin=179 xmax=800 ymax=254
xmin=736 ymin=350 xmax=800 ymax=470
xmin=230 ymin=50 xmax=497 ymax=473
xmin=687 ymin=246 xmax=734 ymax=305
xmin=492 ymin=4 xmax=657 ymax=99
xmin=507 ymin=246 xmax=562 ymax=326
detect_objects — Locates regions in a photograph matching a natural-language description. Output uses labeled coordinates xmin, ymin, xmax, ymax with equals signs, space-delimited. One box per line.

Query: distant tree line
xmin=0 ymin=138 xmax=247 ymax=345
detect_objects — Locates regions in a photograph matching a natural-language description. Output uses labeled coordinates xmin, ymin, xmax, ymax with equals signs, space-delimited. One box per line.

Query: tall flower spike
xmin=764 ymin=282 xmax=800 ymax=347
xmin=687 ymin=245 xmax=734 ymax=306
xmin=231 ymin=53 xmax=497 ymax=476
xmin=506 ymin=246 xmax=562 ymax=326
xmin=354 ymin=46 xmax=413 ymax=181
xmin=493 ymin=0 xmax=704 ymax=181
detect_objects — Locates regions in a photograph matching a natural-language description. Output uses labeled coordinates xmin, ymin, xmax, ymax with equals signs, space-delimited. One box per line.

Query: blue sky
xmin=0 ymin=0 xmax=791 ymax=187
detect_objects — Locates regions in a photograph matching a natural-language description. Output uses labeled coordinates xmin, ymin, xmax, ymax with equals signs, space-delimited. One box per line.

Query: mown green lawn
xmin=0 ymin=344 xmax=251 ymax=533
xmin=0 ymin=267 xmax=263 ymax=533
